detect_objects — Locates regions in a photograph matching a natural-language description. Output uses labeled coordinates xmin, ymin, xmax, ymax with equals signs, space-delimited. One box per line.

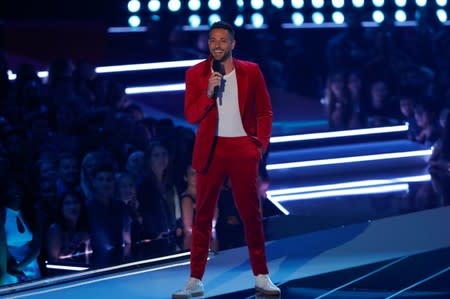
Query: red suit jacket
xmin=185 ymin=57 xmax=273 ymax=173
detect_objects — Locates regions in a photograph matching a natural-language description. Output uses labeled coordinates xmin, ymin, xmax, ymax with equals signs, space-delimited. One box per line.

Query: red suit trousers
xmin=190 ymin=136 xmax=269 ymax=279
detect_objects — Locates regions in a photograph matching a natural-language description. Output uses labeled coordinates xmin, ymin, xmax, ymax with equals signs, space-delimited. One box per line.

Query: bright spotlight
xmin=237 ymin=0 xmax=244 ymax=8
xmin=331 ymin=0 xmax=344 ymax=8
xmin=128 ymin=15 xmax=141 ymax=27
xmin=188 ymin=14 xmax=201 ymax=27
xmin=352 ymin=0 xmax=364 ymax=7
xmin=394 ymin=0 xmax=407 ymax=7
xmin=188 ymin=0 xmax=201 ymax=11
xmin=436 ymin=0 xmax=448 ymax=6
xmin=415 ymin=0 xmax=427 ymax=6
xmin=168 ymin=0 xmax=181 ymax=12
xmin=372 ymin=0 xmax=384 ymax=6
xmin=291 ymin=0 xmax=304 ymax=9
xmin=395 ymin=9 xmax=407 ymax=22
xmin=311 ymin=0 xmax=324 ymax=9
xmin=271 ymin=0 xmax=284 ymax=9
xmin=372 ymin=10 xmax=385 ymax=23
xmin=234 ymin=15 xmax=244 ymax=27
xmin=332 ymin=11 xmax=345 ymax=24
xmin=312 ymin=12 xmax=325 ymax=24
xmin=291 ymin=12 xmax=304 ymax=25
xmin=251 ymin=12 xmax=264 ymax=27
xmin=208 ymin=0 xmax=221 ymax=10
xmin=208 ymin=14 xmax=221 ymax=25
xmin=128 ymin=0 xmax=141 ymax=13
xmin=148 ymin=0 xmax=161 ymax=12
xmin=251 ymin=0 xmax=264 ymax=10
xmin=437 ymin=9 xmax=448 ymax=22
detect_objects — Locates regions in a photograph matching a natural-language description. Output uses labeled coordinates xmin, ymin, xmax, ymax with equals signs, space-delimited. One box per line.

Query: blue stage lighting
xmin=251 ymin=13 xmax=264 ymax=27
xmin=332 ymin=0 xmax=345 ymax=9
xmin=372 ymin=10 xmax=385 ymax=23
xmin=352 ymin=0 xmax=364 ymax=8
xmin=208 ymin=0 xmax=221 ymax=10
xmin=372 ymin=0 xmax=384 ymax=7
xmin=436 ymin=0 xmax=448 ymax=6
xmin=415 ymin=0 xmax=427 ymax=6
xmin=291 ymin=0 xmax=304 ymax=9
xmin=208 ymin=14 xmax=221 ymax=25
xmin=128 ymin=0 xmax=141 ymax=13
xmin=311 ymin=0 xmax=324 ymax=9
xmin=188 ymin=0 xmax=201 ymax=11
xmin=332 ymin=11 xmax=345 ymax=24
xmin=437 ymin=9 xmax=448 ymax=22
xmin=148 ymin=0 xmax=161 ymax=12
xmin=128 ymin=15 xmax=141 ymax=27
xmin=291 ymin=12 xmax=304 ymax=25
xmin=234 ymin=15 xmax=244 ymax=27
xmin=312 ymin=12 xmax=324 ymax=24
xmin=237 ymin=0 xmax=244 ymax=8
xmin=271 ymin=0 xmax=284 ymax=9
xmin=251 ymin=0 xmax=264 ymax=10
xmin=188 ymin=14 xmax=201 ymax=27
xmin=395 ymin=10 xmax=407 ymax=22
xmin=168 ymin=0 xmax=181 ymax=12
xmin=394 ymin=0 xmax=407 ymax=7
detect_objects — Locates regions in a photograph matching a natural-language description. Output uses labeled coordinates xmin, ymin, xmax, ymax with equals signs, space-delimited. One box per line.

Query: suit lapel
xmin=234 ymin=59 xmax=248 ymax=118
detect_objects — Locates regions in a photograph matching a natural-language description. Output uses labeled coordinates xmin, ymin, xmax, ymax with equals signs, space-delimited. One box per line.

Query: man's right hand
xmin=207 ymin=72 xmax=223 ymax=98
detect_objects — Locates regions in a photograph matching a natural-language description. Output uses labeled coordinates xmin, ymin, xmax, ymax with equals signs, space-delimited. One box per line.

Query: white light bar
xmin=270 ymin=124 xmax=408 ymax=143
xmin=107 ymin=26 xmax=148 ymax=33
xmin=271 ymin=183 xmax=409 ymax=202
xmin=267 ymin=174 xmax=431 ymax=196
xmin=45 ymin=264 xmax=89 ymax=271
xmin=266 ymin=149 xmax=432 ymax=170
xmin=125 ymin=83 xmax=186 ymax=94
xmin=266 ymin=194 xmax=290 ymax=215
xmin=95 ymin=59 xmax=203 ymax=73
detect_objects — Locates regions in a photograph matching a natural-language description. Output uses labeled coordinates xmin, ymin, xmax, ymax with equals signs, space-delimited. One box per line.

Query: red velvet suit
xmin=185 ymin=56 xmax=273 ymax=279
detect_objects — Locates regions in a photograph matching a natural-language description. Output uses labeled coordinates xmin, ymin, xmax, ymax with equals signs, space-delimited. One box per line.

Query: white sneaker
xmin=172 ymin=277 xmax=204 ymax=299
xmin=255 ymin=274 xmax=281 ymax=296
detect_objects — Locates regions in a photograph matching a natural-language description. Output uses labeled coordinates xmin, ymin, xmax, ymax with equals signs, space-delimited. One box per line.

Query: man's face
xmin=208 ymin=28 xmax=235 ymax=62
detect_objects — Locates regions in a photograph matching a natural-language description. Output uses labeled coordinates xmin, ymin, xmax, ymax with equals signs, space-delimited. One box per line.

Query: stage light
xmin=234 ymin=15 xmax=244 ymax=27
xmin=372 ymin=0 xmax=384 ymax=7
xmin=168 ymin=0 xmax=181 ymax=12
xmin=373 ymin=10 xmax=385 ymax=23
xmin=437 ymin=9 xmax=448 ymax=22
xmin=271 ymin=0 xmax=284 ymax=9
xmin=291 ymin=0 xmax=304 ymax=9
xmin=128 ymin=0 xmax=141 ymax=13
xmin=394 ymin=0 xmax=407 ymax=7
xmin=237 ymin=0 xmax=244 ymax=8
xmin=415 ymin=0 xmax=427 ymax=6
xmin=332 ymin=0 xmax=345 ymax=8
xmin=251 ymin=0 xmax=264 ymax=10
xmin=251 ymin=13 xmax=264 ymax=27
xmin=188 ymin=0 xmax=201 ymax=11
xmin=291 ymin=12 xmax=304 ymax=25
xmin=208 ymin=14 xmax=221 ymax=25
xmin=352 ymin=0 xmax=364 ymax=8
xmin=128 ymin=15 xmax=141 ymax=27
xmin=147 ymin=0 xmax=161 ymax=12
xmin=311 ymin=0 xmax=324 ymax=9
xmin=188 ymin=15 xmax=201 ymax=27
xmin=395 ymin=9 xmax=407 ymax=22
xmin=332 ymin=11 xmax=345 ymax=24
xmin=436 ymin=0 xmax=448 ymax=6
xmin=312 ymin=12 xmax=325 ymax=24
xmin=125 ymin=83 xmax=185 ymax=94
xmin=208 ymin=0 xmax=221 ymax=10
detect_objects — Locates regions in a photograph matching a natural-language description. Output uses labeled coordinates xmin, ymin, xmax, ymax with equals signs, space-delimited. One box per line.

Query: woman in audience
xmin=180 ymin=164 xmax=196 ymax=250
xmin=324 ymin=70 xmax=352 ymax=129
xmin=413 ymin=102 xmax=440 ymax=147
xmin=46 ymin=190 xmax=90 ymax=262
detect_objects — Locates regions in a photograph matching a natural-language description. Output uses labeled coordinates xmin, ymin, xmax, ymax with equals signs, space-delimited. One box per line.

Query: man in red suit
xmin=172 ymin=21 xmax=280 ymax=298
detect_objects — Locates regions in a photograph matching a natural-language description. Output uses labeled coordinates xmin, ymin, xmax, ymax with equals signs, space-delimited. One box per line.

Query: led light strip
xmin=270 ymin=183 xmax=409 ymax=202
xmin=267 ymin=174 xmax=431 ymax=196
xmin=125 ymin=83 xmax=185 ymax=94
xmin=270 ymin=124 xmax=408 ymax=143
xmin=266 ymin=149 xmax=432 ymax=170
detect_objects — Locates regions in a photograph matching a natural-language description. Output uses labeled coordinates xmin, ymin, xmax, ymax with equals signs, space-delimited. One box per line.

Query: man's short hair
xmin=210 ymin=21 xmax=235 ymax=40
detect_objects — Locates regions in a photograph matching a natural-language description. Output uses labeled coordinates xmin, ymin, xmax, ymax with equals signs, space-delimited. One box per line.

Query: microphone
xmin=212 ymin=59 xmax=225 ymax=100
